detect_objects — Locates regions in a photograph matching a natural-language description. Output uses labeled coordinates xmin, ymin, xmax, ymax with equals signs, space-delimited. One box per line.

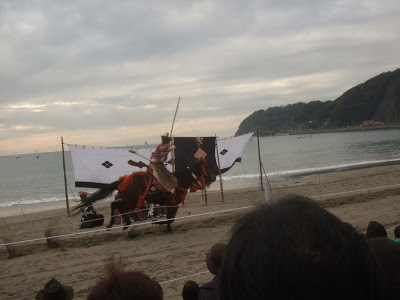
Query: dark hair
xmin=206 ymin=243 xmax=226 ymax=275
xmin=182 ymin=280 xmax=199 ymax=300
xmin=366 ymin=221 xmax=388 ymax=239
xmin=367 ymin=237 xmax=400 ymax=299
xmin=218 ymin=195 xmax=382 ymax=300
xmin=394 ymin=225 xmax=400 ymax=239
xmin=87 ymin=263 xmax=163 ymax=300
xmin=161 ymin=136 xmax=172 ymax=144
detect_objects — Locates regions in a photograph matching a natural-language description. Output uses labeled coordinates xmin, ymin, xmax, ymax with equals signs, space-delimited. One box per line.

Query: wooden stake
xmin=256 ymin=128 xmax=264 ymax=190
xmin=215 ymin=134 xmax=224 ymax=201
xmin=61 ymin=137 xmax=70 ymax=217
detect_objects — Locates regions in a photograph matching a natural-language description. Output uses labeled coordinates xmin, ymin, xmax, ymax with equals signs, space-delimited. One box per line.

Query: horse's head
xmin=191 ymin=158 xmax=217 ymax=188
xmin=174 ymin=158 xmax=216 ymax=190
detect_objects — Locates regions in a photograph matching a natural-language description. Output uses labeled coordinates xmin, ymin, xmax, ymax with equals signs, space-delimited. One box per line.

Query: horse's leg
xmin=166 ymin=205 xmax=179 ymax=232
xmin=107 ymin=201 xmax=117 ymax=229
xmin=122 ymin=214 xmax=131 ymax=230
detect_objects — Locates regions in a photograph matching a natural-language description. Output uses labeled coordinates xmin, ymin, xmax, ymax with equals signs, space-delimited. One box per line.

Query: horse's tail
xmin=73 ymin=180 xmax=122 ymax=213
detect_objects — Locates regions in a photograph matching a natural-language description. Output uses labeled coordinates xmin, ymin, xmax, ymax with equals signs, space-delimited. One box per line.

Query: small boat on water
xmin=15 ymin=152 xmax=20 ymax=158
xmin=36 ymin=149 xmax=39 ymax=159
xmin=297 ymin=132 xmax=312 ymax=138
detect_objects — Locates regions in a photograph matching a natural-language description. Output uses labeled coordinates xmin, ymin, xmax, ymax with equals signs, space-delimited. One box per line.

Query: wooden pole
xmin=170 ymin=97 xmax=181 ymax=172
xmin=61 ymin=136 xmax=70 ymax=216
xmin=256 ymin=128 xmax=264 ymax=190
xmin=202 ymin=189 xmax=208 ymax=205
xmin=215 ymin=134 xmax=224 ymax=201
xmin=260 ymin=162 xmax=272 ymax=202
xmin=170 ymin=97 xmax=180 ymax=137
xmin=171 ymin=137 xmax=176 ymax=172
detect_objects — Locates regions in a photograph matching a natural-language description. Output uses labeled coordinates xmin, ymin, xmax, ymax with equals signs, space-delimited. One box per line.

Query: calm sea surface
xmin=1 ymin=129 xmax=399 ymax=216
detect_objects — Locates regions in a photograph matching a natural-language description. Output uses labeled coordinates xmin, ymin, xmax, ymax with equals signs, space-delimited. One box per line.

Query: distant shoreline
xmin=304 ymin=124 xmax=400 ymax=135
xmin=288 ymin=158 xmax=400 ymax=180
xmin=259 ymin=124 xmax=400 ymax=136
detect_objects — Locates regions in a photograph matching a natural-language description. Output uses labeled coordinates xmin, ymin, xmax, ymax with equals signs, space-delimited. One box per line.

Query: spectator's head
xmin=367 ymin=237 xmax=400 ymax=299
xmin=366 ymin=221 xmax=388 ymax=239
xmin=35 ymin=278 xmax=74 ymax=300
xmin=87 ymin=263 xmax=163 ymax=300
xmin=181 ymin=280 xmax=199 ymax=300
xmin=218 ymin=195 xmax=382 ymax=300
xmin=206 ymin=243 xmax=226 ymax=275
xmin=394 ymin=225 xmax=400 ymax=239
xmin=161 ymin=132 xmax=172 ymax=144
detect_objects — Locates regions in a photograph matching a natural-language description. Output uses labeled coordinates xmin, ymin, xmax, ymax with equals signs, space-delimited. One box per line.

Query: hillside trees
xmin=235 ymin=68 xmax=400 ymax=136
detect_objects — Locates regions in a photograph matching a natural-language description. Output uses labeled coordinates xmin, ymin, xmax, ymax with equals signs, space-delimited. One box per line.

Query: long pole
xmin=256 ymin=128 xmax=264 ymax=190
xmin=170 ymin=96 xmax=181 ymax=137
xmin=215 ymin=134 xmax=224 ymax=201
xmin=61 ymin=136 xmax=70 ymax=216
xmin=170 ymin=97 xmax=181 ymax=172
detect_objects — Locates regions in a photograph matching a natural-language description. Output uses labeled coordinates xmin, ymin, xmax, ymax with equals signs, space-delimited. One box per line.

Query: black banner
xmin=173 ymin=137 xmax=218 ymax=173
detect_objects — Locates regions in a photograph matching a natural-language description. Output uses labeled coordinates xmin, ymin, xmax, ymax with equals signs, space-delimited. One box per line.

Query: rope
xmin=159 ymin=271 xmax=210 ymax=285
xmin=2 ymin=183 xmax=400 ymax=293
xmin=2 ymin=182 xmax=400 ymax=244
xmin=16 ymin=149 xmax=59 ymax=217
xmin=309 ymin=183 xmax=400 ymax=198
xmin=1 ymin=201 xmax=190 ymax=239
xmin=1 ymin=206 xmax=155 ymax=238
xmin=0 ymin=205 xmax=253 ymax=247
xmin=138 ymin=175 xmax=152 ymax=208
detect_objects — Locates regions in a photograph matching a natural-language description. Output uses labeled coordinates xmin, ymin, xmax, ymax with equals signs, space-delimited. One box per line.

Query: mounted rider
xmin=148 ymin=132 xmax=178 ymax=193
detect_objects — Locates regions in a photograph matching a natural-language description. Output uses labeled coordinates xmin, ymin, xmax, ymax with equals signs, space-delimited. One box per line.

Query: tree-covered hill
xmin=235 ymin=68 xmax=400 ymax=136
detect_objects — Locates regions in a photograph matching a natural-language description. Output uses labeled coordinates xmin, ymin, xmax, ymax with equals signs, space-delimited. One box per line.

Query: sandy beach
xmin=1 ymin=164 xmax=400 ymax=300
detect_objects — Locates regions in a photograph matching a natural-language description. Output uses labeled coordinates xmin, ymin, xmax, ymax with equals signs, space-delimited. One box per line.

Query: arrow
xmin=128 ymin=149 xmax=151 ymax=162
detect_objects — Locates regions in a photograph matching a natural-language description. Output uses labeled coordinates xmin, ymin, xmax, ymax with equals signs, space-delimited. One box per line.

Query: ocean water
xmin=0 ymin=129 xmax=399 ymax=216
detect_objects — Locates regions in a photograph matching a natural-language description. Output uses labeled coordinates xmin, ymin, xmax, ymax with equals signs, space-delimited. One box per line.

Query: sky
xmin=1 ymin=0 xmax=399 ymax=156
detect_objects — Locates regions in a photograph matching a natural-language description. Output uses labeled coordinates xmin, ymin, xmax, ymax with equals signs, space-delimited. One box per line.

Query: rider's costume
xmin=148 ymin=133 xmax=177 ymax=192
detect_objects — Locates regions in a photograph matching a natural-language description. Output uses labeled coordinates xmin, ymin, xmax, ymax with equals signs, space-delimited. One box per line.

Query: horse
xmin=74 ymin=158 xmax=216 ymax=231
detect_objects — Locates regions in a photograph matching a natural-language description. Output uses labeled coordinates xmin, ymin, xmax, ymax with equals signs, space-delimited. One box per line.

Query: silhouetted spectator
xmin=366 ymin=221 xmax=388 ymax=239
xmin=35 ymin=278 xmax=74 ymax=299
xmin=218 ymin=195 xmax=383 ymax=300
xmin=199 ymin=243 xmax=226 ymax=300
xmin=87 ymin=262 xmax=163 ymax=300
xmin=182 ymin=280 xmax=199 ymax=300
xmin=367 ymin=237 xmax=400 ymax=300
xmin=393 ymin=225 xmax=400 ymax=243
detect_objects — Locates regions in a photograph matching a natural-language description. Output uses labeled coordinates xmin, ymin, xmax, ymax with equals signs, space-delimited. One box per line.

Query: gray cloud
xmin=0 ymin=0 xmax=399 ymax=154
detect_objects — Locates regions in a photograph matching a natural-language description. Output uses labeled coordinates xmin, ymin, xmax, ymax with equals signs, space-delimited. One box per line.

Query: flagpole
xmin=215 ymin=134 xmax=224 ymax=201
xmin=170 ymin=97 xmax=181 ymax=172
xmin=61 ymin=136 xmax=70 ymax=216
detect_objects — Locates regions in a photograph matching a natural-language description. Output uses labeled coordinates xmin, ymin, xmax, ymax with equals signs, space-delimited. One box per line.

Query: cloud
xmin=15 ymin=125 xmax=48 ymax=131
xmin=0 ymin=0 xmax=399 ymax=155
